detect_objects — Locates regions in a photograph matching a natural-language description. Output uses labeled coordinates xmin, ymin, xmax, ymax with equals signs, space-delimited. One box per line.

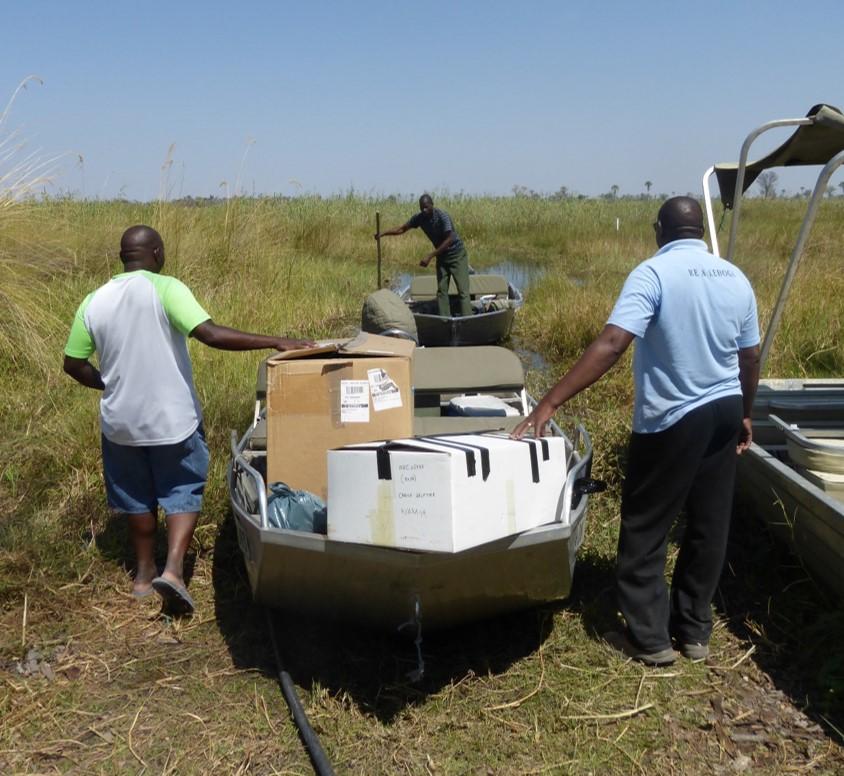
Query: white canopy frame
xmin=701 ymin=110 xmax=844 ymax=371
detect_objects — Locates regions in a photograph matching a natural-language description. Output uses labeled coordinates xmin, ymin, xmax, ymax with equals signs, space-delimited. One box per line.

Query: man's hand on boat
xmin=736 ymin=417 xmax=753 ymax=454
xmin=419 ymin=254 xmax=433 ymax=268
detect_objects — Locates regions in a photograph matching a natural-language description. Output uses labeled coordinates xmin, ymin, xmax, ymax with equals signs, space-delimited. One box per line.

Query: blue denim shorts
xmin=101 ymin=426 xmax=210 ymax=515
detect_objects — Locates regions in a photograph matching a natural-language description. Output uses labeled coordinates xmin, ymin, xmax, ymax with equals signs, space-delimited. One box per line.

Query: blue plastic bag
xmin=267 ymin=483 xmax=327 ymax=534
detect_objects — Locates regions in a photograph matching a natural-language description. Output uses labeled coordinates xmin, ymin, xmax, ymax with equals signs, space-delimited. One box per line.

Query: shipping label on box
xmin=327 ymin=432 xmax=568 ymax=553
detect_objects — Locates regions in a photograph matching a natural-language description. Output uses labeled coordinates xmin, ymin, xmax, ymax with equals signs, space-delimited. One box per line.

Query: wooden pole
xmin=376 ymin=211 xmax=382 ymax=288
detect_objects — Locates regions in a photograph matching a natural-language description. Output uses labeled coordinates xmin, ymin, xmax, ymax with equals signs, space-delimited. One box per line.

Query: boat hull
xmin=232 ymin=505 xmax=587 ymax=631
xmin=735 ymin=379 xmax=844 ymax=598
xmin=229 ymin=345 xmax=595 ymax=630
xmin=736 ymin=445 xmax=844 ymax=598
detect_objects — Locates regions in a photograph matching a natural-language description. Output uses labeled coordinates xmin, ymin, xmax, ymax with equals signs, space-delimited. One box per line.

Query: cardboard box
xmin=266 ymin=333 xmax=415 ymax=500
xmin=326 ymin=432 xmax=568 ymax=552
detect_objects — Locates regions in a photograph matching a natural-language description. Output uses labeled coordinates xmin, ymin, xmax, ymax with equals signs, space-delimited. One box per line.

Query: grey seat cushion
xmin=413 ymin=346 xmax=524 ymax=394
xmin=413 ymin=415 xmax=524 ymax=436
xmin=251 ymin=417 xmax=267 ymax=451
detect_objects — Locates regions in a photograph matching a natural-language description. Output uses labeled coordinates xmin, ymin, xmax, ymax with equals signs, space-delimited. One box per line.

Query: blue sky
xmin=2 ymin=1 xmax=842 ymax=200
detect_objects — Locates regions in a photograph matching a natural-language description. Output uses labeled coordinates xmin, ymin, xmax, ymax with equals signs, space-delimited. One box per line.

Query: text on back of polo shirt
xmin=688 ymin=267 xmax=736 ymax=278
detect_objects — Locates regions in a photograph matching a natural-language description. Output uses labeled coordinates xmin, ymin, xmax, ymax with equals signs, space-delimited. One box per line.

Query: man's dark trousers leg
xmin=436 ymin=248 xmax=471 ymax=317
xmin=616 ymin=396 xmax=742 ymax=652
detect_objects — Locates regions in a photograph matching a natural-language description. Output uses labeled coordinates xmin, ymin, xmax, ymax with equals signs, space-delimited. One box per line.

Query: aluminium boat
xmin=701 ymin=104 xmax=844 ymax=598
xmin=396 ymin=273 xmax=523 ymax=347
xmin=228 ymin=345 xmax=601 ymax=631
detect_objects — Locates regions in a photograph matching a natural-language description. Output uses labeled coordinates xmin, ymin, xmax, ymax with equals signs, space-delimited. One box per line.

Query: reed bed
xmin=1 ymin=194 xmax=843 ymax=774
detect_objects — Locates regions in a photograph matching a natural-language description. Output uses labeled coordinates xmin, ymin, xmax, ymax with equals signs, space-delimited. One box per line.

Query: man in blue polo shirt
xmin=513 ymin=197 xmax=760 ymax=666
xmin=376 ymin=194 xmax=471 ymax=317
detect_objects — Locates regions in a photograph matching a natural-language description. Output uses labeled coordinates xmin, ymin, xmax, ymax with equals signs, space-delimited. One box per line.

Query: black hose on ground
xmin=265 ymin=608 xmax=337 ymax=776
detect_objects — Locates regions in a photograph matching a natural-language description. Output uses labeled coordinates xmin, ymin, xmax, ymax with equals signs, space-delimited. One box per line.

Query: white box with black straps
xmin=326 ymin=432 xmax=568 ymax=552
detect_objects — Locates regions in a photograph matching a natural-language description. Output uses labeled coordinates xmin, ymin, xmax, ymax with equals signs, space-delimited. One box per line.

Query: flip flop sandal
xmin=151 ymin=576 xmax=195 ymax=613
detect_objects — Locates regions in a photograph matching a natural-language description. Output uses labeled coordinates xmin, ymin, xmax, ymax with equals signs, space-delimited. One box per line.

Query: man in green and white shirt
xmin=64 ymin=225 xmax=312 ymax=612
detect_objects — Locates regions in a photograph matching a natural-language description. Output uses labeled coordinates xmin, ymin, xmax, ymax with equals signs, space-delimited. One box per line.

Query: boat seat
xmin=769 ymin=414 xmax=844 ymax=474
xmin=413 ymin=415 xmax=524 ymax=436
xmin=256 ymin=357 xmax=269 ymax=401
xmin=247 ymin=357 xmax=272 ymax=451
xmin=765 ymin=396 xmax=844 ymax=423
xmin=799 ymin=467 xmax=844 ymax=499
xmin=410 ymin=274 xmax=510 ymax=301
xmin=251 ymin=417 xmax=267 ymax=451
xmin=413 ymin=346 xmax=525 ymax=394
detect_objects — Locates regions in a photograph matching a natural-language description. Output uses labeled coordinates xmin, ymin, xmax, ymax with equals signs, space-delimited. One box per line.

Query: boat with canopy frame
xmin=701 ymin=103 xmax=844 ymax=598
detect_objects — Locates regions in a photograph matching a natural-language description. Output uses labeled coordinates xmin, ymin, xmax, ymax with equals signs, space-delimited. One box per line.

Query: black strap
xmin=419 ymin=436 xmax=491 ymax=481
xmin=538 ymin=437 xmax=550 ymax=461
xmin=376 ymin=444 xmax=392 ymax=480
xmin=522 ymin=439 xmax=541 ymax=482
xmin=415 ymin=437 xmax=478 ymax=478
xmin=374 ymin=438 xmax=477 ymax=479
xmin=484 ymin=433 xmax=541 ymax=483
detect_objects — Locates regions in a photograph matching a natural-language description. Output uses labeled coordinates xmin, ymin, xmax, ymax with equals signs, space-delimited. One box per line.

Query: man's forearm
xmin=192 ymin=323 xmax=280 ymax=351
xmin=510 ymin=324 xmax=633 ymax=439
xmin=190 ymin=321 xmax=313 ymax=352
xmin=429 ymin=235 xmax=454 ymax=258
xmin=63 ymin=357 xmax=105 ymax=390
xmin=738 ymin=345 xmax=761 ymax=417
xmin=544 ymin=334 xmax=627 ymax=410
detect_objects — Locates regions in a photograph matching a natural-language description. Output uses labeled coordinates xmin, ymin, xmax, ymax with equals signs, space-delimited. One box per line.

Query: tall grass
xmin=2 ymin=193 xmax=841 ymax=569
xmin=0 ymin=77 xmax=69 ymax=373
xmin=2 ymin=193 xmax=843 ymax=773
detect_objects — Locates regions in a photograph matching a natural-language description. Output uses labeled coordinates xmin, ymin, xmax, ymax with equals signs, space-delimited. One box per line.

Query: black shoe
xmin=678 ymin=641 xmax=709 ymax=661
xmin=603 ymin=630 xmax=677 ymax=667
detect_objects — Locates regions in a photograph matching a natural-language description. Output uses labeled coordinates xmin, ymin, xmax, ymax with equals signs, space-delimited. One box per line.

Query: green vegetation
xmin=1 ymin=195 xmax=843 ymax=773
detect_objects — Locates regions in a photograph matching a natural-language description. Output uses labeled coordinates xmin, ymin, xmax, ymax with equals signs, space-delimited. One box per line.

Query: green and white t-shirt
xmin=65 ymin=270 xmax=211 ymax=446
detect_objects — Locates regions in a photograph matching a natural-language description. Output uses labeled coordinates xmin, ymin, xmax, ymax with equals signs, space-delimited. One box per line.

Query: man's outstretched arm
xmin=190 ymin=321 xmax=314 ymax=352
xmin=375 ymin=223 xmax=410 ymax=238
xmin=511 ymin=324 xmax=635 ymax=438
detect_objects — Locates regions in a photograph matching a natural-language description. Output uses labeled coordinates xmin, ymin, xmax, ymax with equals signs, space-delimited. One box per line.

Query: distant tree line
xmin=756 ymin=171 xmax=844 ymax=199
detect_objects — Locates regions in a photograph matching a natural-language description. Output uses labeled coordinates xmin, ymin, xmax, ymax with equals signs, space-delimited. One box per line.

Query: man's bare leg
xmin=127 ymin=511 xmax=157 ymax=595
xmin=159 ymin=512 xmax=198 ymax=589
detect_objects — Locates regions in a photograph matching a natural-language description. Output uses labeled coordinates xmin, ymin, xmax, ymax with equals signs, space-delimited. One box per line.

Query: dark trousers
xmin=436 ymin=247 xmax=471 ymax=317
xmin=617 ymin=395 xmax=743 ymax=652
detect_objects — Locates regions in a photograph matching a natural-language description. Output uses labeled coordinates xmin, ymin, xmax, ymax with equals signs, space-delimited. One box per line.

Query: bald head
xmin=120 ymin=225 xmax=164 ymax=270
xmin=655 ymin=197 xmax=704 ymax=246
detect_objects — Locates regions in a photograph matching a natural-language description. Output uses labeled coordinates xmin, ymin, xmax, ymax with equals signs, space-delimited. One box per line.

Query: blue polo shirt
xmin=405 ymin=208 xmax=465 ymax=260
xmin=607 ymin=239 xmax=759 ymax=433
